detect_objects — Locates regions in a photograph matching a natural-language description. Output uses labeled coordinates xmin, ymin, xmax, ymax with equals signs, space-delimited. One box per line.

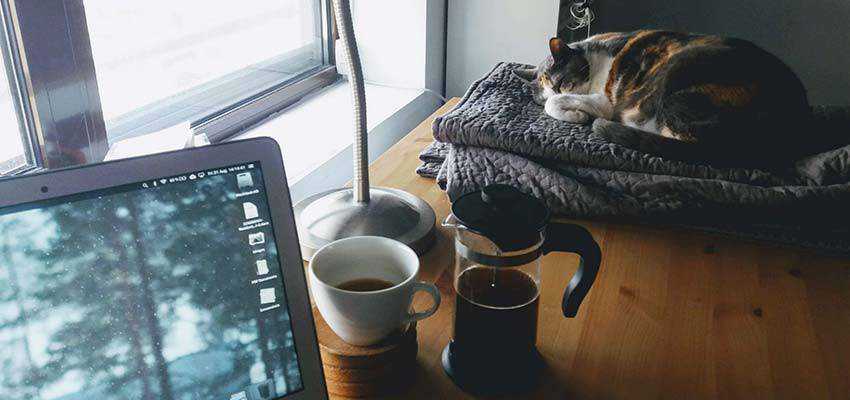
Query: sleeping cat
xmin=514 ymin=30 xmax=818 ymax=167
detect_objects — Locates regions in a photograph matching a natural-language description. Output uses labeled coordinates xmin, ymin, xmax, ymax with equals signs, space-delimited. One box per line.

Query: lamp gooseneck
xmin=292 ymin=0 xmax=436 ymax=260
xmin=332 ymin=0 xmax=369 ymax=203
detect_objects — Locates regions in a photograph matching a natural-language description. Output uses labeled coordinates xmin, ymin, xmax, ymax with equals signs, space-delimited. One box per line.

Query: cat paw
xmin=561 ymin=110 xmax=592 ymax=124
xmin=544 ymin=96 xmax=592 ymax=124
xmin=545 ymin=105 xmax=591 ymax=124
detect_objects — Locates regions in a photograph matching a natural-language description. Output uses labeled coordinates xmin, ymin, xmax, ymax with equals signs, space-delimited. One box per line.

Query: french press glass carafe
xmin=441 ymin=184 xmax=602 ymax=394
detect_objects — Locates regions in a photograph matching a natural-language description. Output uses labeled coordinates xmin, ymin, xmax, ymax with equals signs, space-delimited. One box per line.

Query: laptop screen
xmin=0 ymin=162 xmax=303 ymax=400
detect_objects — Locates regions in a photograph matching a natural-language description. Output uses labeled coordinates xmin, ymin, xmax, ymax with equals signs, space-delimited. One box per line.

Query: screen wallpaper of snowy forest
xmin=0 ymin=164 xmax=303 ymax=400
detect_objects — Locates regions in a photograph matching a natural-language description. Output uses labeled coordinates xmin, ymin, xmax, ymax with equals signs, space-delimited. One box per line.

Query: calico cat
xmin=515 ymin=30 xmax=817 ymax=167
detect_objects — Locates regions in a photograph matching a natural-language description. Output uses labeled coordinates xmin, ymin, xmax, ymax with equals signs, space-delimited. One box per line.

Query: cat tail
xmin=592 ymin=119 xmax=708 ymax=162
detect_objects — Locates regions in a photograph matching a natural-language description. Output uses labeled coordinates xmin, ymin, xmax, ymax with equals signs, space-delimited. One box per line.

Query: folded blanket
xmin=414 ymin=141 xmax=449 ymax=179
xmin=421 ymin=62 xmax=850 ymax=254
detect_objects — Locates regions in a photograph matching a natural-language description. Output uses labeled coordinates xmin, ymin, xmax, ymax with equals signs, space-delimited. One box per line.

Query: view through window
xmin=84 ymin=0 xmax=325 ymax=142
xmin=0 ymin=48 xmax=26 ymax=175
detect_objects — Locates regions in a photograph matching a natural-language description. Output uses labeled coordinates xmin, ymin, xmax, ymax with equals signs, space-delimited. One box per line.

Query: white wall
xmin=446 ymin=0 xmax=558 ymax=97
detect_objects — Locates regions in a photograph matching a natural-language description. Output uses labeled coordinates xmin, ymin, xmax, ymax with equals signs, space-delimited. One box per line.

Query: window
xmin=0 ymin=1 xmax=34 ymax=175
xmin=85 ymin=0 xmax=332 ymax=142
xmin=0 ymin=58 xmax=25 ymax=174
xmin=0 ymin=0 xmax=335 ymax=173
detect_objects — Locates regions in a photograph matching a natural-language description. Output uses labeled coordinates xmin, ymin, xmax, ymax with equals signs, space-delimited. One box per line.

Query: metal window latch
xmin=185 ymin=132 xmax=211 ymax=148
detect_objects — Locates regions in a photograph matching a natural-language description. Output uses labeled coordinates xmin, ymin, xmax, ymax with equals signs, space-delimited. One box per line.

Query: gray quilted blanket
xmin=421 ymin=62 xmax=850 ymax=254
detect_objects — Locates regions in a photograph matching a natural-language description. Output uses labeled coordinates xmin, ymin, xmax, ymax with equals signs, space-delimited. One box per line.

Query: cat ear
xmin=549 ymin=37 xmax=566 ymax=59
xmin=513 ymin=67 xmax=537 ymax=83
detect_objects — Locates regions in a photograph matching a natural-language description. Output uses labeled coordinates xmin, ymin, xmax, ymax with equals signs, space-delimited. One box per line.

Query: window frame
xmin=0 ymin=0 xmax=41 ymax=175
xmin=0 ymin=0 xmax=337 ymax=174
xmin=192 ymin=0 xmax=338 ymax=142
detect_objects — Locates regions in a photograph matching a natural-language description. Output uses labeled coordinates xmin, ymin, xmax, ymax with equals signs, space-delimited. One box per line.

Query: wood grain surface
xmin=319 ymin=98 xmax=850 ymax=399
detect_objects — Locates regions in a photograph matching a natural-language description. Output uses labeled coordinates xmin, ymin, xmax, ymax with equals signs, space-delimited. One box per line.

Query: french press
xmin=441 ymin=184 xmax=602 ymax=394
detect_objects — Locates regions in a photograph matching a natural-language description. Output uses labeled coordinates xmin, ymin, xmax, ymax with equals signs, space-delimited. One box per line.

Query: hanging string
xmin=565 ymin=0 xmax=595 ymax=41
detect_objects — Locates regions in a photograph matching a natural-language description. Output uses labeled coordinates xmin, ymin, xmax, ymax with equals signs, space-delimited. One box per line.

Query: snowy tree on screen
xmin=29 ymin=193 xmax=180 ymax=400
xmin=0 ymin=216 xmax=47 ymax=400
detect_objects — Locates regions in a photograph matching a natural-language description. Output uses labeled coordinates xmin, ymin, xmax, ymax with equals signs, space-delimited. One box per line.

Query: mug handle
xmin=403 ymin=282 xmax=442 ymax=323
xmin=542 ymin=223 xmax=602 ymax=318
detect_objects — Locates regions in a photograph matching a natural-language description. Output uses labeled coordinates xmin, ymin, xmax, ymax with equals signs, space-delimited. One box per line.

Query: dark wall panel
xmin=584 ymin=0 xmax=850 ymax=105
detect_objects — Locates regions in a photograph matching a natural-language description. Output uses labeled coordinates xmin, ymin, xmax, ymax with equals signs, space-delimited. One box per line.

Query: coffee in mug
xmin=336 ymin=278 xmax=395 ymax=292
xmin=309 ymin=236 xmax=441 ymax=346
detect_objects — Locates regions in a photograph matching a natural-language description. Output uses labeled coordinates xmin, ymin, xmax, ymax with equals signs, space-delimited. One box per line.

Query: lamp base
xmin=293 ymin=187 xmax=436 ymax=261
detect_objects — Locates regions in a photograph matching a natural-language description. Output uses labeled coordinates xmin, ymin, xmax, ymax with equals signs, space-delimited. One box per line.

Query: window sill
xmin=105 ymin=81 xmax=442 ymax=203
xmin=235 ymin=81 xmax=442 ymax=202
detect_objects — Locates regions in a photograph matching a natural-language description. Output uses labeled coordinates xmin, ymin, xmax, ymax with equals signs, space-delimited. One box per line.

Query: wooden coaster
xmin=325 ymin=370 xmax=415 ymax=398
xmin=322 ymin=356 xmax=416 ymax=383
xmin=313 ymin=308 xmax=419 ymax=397
xmin=313 ymin=308 xmax=418 ymax=369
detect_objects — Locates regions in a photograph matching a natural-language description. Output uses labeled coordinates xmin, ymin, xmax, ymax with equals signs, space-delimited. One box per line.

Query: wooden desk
xmin=331 ymin=98 xmax=850 ymax=399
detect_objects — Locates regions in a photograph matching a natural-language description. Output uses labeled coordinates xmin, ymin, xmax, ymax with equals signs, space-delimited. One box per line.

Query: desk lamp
xmin=294 ymin=0 xmax=436 ymax=260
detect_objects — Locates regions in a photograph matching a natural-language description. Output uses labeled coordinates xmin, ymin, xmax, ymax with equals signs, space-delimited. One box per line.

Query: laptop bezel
xmin=0 ymin=137 xmax=328 ymax=400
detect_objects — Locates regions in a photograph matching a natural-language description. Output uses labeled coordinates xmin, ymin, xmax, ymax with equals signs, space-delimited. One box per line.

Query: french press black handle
xmin=542 ymin=223 xmax=602 ymax=318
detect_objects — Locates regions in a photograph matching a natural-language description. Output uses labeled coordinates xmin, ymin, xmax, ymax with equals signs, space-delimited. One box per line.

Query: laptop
xmin=0 ymin=138 xmax=327 ymax=400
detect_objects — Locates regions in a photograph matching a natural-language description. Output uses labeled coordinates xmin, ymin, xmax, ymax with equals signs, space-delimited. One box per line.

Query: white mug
xmin=309 ymin=236 xmax=441 ymax=346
